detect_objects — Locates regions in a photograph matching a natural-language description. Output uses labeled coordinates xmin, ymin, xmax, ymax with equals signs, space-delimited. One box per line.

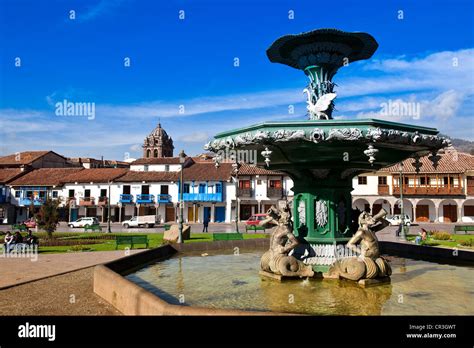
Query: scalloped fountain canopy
xmin=204 ymin=29 xmax=449 ymax=273
xmin=267 ymin=28 xmax=378 ymax=120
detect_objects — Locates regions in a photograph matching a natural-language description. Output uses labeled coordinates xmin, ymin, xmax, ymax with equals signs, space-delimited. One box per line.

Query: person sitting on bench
xmin=25 ymin=230 xmax=39 ymax=246
xmin=3 ymin=231 xmax=14 ymax=253
xmin=13 ymin=231 xmax=24 ymax=244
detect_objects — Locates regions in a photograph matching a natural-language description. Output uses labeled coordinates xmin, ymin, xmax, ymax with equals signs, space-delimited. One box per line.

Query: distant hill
xmin=440 ymin=134 xmax=474 ymax=155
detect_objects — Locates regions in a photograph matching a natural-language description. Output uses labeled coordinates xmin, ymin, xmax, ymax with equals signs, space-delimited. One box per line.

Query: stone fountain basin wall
xmin=93 ymin=239 xmax=287 ymax=316
xmin=94 ymin=238 xmax=474 ymax=315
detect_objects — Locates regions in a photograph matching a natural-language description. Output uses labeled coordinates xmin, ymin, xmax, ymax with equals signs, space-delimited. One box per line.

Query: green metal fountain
xmin=205 ymin=29 xmax=449 ymax=276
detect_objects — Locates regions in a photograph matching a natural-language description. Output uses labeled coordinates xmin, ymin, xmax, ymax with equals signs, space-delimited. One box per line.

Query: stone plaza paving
xmin=0 ymin=249 xmax=144 ymax=289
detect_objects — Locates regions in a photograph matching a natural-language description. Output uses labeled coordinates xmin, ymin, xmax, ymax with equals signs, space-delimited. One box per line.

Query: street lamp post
xmin=232 ymin=161 xmax=241 ymax=233
xmin=399 ymin=162 xmax=407 ymax=241
xmin=107 ymin=181 xmax=112 ymax=233
xmin=178 ymin=150 xmax=186 ymax=243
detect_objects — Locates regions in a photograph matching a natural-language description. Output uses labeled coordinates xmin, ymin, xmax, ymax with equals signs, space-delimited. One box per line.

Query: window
xmin=215 ymin=183 xmax=222 ymax=193
xmin=84 ymin=189 xmax=91 ymax=198
xmin=443 ymin=176 xmax=454 ymax=186
xmin=144 ymin=165 xmax=149 ymax=172
xmin=123 ymin=185 xmax=131 ymax=194
xmin=465 ymin=205 xmax=474 ymax=216
xmin=100 ymin=189 xmax=107 ymax=197
xmin=378 ymin=176 xmax=387 ymax=185
xmin=164 ymin=165 xmax=169 ymax=172
xmin=358 ymin=176 xmax=367 ymax=185
xmin=52 ymin=191 xmax=58 ymax=198
xmin=420 ymin=177 xmax=427 ymax=186
xmin=239 ymin=180 xmax=251 ymax=189
xmin=153 ymin=149 xmax=158 ymax=158
xmin=183 ymin=183 xmax=190 ymax=193
xmin=146 ymin=149 xmax=151 ymax=158
xmin=198 ymin=184 xmax=206 ymax=193
xmin=257 ymin=180 xmax=262 ymax=185
xmin=141 ymin=185 xmax=150 ymax=194
xmin=15 ymin=191 xmax=21 ymax=198
xmin=68 ymin=189 xmax=75 ymax=198
xmin=269 ymin=180 xmax=282 ymax=188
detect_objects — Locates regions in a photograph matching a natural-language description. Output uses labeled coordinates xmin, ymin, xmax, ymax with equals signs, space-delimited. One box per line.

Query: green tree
xmin=35 ymin=197 xmax=61 ymax=238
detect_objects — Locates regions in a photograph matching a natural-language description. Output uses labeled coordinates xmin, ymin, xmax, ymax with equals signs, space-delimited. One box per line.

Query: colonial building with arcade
xmin=352 ymin=148 xmax=474 ymax=223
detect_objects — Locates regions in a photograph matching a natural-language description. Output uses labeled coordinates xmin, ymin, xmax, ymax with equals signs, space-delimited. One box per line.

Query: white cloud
xmin=96 ymin=88 xmax=302 ymax=120
xmin=1 ymin=48 xmax=473 ymax=158
xmin=354 ymin=90 xmax=466 ymax=122
xmin=129 ymin=144 xmax=142 ymax=152
xmin=178 ymin=131 xmax=210 ymax=143
xmin=78 ymin=0 xmax=126 ymax=22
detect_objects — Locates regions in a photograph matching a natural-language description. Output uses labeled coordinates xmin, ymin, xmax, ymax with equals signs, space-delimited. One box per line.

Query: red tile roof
xmin=117 ymin=171 xmax=179 ymax=182
xmin=183 ymin=162 xmax=234 ymax=181
xmin=8 ymin=168 xmax=84 ymax=186
xmin=0 ymin=169 xmax=26 ymax=184
xmin=383 ymin=151 xmax=474 ymax=174
xmin=62 ymin=168 xmax=129 ymax=183
xmin=238 ymin=163 xmax=285 ymax=176
xmin=0 ymin=151 xmax=54 ymax=166
xmin=132 ymin=157 xmax=192 ymax=165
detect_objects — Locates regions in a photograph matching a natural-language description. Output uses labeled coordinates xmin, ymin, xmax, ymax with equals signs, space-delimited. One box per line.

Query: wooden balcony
xmin=237 ymin=188 xmax=253 ymax=198
xmin=377 ymin=185 xmax=389 ymax=195
xmin=467 ymin=185 xmax=474 ymax=195
xmin=97 ymin=197 xmax=108 ymax=206
xmin=267 ymin=187 xmax=283 ymax=198
xmin=392 ymin=186 xmax=463 ymax=196
xmin=79 ymin=197 xmax=95 ymax=206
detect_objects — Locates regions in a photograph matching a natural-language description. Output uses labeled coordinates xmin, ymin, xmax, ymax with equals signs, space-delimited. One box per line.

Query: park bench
xmin=12 ymin=224 xmax=28 ymax=232
xmin=212 ymin=233 xmax=244 ymax=241
xmin=115 ymin=235 xmax=149 ymax=250
xmin=245 ymin=225 xmax=266 ymax=233
xmin=454 ymin=225 xmax=474 ymax=235
xmin=84 ymin=224 xmax=102 ymax=232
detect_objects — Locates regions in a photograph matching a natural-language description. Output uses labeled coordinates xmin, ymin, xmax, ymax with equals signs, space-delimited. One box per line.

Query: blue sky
xmin=0 ymin=0 xmax=473 ymax=160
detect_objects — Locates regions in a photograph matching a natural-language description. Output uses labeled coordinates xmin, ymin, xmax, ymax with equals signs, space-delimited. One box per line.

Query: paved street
xmin=0 ymin=221 xmax=272 ymax=234
xmin=0 ymin=221 xmax=460 ymax=234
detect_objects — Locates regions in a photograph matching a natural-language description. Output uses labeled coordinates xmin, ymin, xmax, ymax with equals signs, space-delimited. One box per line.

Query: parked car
xmin=22 ymin=218 xmax=37 ymax=229
xmin=68 ymin=217 xmax=100 ymax=228
xmin=245 ymin=214 xmax=267 ymax=226
xmin=386 ymin=214 xmax=411 ymax=226
xmin=122 ymin=215 xmax=158 ymax=228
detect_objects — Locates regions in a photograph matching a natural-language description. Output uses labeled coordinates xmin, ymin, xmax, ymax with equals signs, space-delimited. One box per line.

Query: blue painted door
xmin=199 ymin=184 xmax=206 ymax=193
xmin=70 ymin=208 xmax=78 ymax=222
xmin=215 ymin=207 xmax=225 ymax=222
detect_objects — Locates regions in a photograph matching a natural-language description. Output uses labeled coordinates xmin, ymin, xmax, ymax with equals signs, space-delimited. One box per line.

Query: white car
xmin=122 ymin=215 xmax=157 ymax=228
xmin=386 ymin=214 xmax=411 ymax=226
xmin=68 ymin=217 xmax=100 ymax=228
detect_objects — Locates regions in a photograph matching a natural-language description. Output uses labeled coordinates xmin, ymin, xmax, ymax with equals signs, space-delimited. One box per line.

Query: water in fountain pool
xmin=125 ymin=249 xmax=474 ymax=315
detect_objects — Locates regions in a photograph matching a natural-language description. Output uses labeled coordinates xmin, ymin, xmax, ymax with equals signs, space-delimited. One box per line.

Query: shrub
xmin=68 ymin=245 xmax=92 ymax=252
xmin=35 ymin=198 xmax=61 ymax=239
xmin=460 ymin=239 xmax=473 ymax=247
xmin=430 ymin=231 xmax=452 ymax=240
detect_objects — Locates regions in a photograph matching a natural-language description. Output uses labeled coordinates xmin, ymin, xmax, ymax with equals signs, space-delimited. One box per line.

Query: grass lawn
xmin=407 ymin=234 xmax=474 ymax=249
xmin=31 ymin=232 xmax=269 ymax=254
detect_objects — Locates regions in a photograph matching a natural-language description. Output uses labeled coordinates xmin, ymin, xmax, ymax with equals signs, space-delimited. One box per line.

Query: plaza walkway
xmin=0 ymin=249 xmax=144 ymax=289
